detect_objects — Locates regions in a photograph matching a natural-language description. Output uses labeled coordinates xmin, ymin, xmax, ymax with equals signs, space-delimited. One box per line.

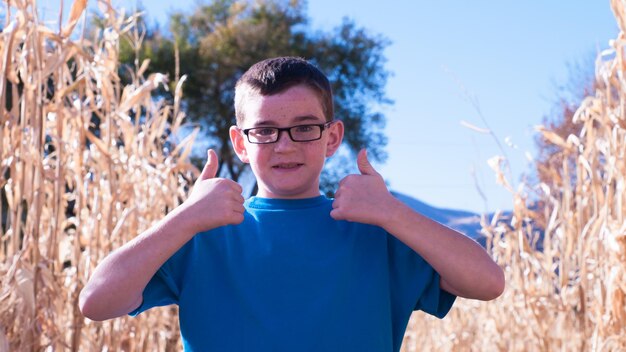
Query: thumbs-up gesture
xmin=181 ymin=149 xmax=245 ymax=233
xmin=330 ymin=149 xmax=401 ymax=227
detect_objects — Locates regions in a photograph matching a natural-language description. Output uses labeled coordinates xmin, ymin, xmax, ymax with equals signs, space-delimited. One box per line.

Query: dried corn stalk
xmin=0 ymin=0 xmax=196 ymax=350
xmin=403 ymin=1 xmax=626 ymax=351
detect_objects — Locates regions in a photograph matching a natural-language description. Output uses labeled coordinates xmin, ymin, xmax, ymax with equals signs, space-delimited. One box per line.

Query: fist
xmin=183 ymin=149 xmax=245 ymax=232
xmin=330 ymin=149 xmax=398 ymax=227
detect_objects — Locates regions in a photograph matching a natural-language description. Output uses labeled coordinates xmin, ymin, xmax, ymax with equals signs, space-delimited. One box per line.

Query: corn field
xmin=0 ymin=0 xmax=193 ymax=350
xmin=2 ymin=0 xmax=626 ymax=351
xmin=403 ymin=0 xmax=626 ymax=350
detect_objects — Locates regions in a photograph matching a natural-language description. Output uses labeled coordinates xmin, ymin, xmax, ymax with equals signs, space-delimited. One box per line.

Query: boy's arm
xmin=79 ymin=150 xmax=245 ymax=321
xmin=330 ymin=150 xmax=505 ymax=301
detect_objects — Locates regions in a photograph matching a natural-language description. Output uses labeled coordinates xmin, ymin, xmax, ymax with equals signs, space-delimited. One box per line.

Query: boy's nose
xmin=273 ymin=130 xmax=297 ymax=151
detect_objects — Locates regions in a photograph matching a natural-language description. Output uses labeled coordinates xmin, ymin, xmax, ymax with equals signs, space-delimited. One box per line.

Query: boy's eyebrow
xmin=251 ymin=115 xmax=323 ymax=127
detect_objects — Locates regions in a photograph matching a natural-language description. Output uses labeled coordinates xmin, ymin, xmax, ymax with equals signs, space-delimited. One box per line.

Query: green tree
xmin=119 ymin=0 xmax=391 ymax=194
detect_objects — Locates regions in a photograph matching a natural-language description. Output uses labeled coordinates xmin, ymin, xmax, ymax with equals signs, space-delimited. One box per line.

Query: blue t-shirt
xmin=131 ymin=196 xmax=456 ymax=351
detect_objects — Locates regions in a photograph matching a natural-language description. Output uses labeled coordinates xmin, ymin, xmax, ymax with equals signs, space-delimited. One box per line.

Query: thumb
xmin=200 ymin=149 xmax=219 ymax=180
xmin=357 ymin=149 xmax=378 ymax=176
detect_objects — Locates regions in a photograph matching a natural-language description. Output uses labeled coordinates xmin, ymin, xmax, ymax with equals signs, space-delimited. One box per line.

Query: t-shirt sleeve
xmin=414 ymin=268 xmax=456 ymax=318
xmin=128 ymin=254 xmax=182 ymax=316
xmin=387 ymin=234 xmax=456 ymax=319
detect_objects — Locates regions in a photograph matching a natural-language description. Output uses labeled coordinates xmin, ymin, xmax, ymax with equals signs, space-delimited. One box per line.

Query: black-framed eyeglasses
xmin=241 ymin=121 xmax=334 ymax=144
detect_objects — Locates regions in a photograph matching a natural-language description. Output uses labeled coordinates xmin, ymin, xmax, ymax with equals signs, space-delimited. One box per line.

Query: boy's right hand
xmin=181 ymin=149 xmax=245 ymax=233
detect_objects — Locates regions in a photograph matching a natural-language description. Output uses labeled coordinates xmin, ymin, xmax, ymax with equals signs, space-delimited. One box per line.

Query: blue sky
xmin=39 ymin=1 xmax=618 ymax=213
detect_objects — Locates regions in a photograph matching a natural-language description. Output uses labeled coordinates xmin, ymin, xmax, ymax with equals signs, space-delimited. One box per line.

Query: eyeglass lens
xmin=247 ymin=125 xmax=323 ymax=143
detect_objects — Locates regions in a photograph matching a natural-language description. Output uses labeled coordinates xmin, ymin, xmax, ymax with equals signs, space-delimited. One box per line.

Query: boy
xmin=80 ymin=57 xmax=504 ymax=351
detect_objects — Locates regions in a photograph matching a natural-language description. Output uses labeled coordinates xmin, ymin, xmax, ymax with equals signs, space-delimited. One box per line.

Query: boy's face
xmin=230 ymin=84 xmax=344 ymax=199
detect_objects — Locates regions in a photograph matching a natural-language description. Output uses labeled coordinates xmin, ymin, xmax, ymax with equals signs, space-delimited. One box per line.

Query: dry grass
xmin=0 ymin=0 xmax=194 ymax=350
xmin=402 ymin=0 xmax=626 ymax=351
xmin=3 ymin=0 xmax=626 ymax=351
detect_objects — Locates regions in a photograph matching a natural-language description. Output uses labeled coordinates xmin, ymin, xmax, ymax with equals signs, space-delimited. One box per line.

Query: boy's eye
xmin=293 ymin=125 xmax=314 ymax=133
xmin=254 ymin=128 xmax=277 ymax=136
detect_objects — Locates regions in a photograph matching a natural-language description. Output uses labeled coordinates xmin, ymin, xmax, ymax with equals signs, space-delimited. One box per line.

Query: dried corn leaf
xmin=61 ymin=0 xmax=87 ymax=38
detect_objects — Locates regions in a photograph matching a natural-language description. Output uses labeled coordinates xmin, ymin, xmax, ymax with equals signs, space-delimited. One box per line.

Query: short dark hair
xmin=234 ymin=57 xmax=334 ymax=124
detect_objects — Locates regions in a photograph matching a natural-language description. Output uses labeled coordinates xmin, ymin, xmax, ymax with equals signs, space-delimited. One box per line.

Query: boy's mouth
xmin=272 ymin=162 xmax=304 ymax=170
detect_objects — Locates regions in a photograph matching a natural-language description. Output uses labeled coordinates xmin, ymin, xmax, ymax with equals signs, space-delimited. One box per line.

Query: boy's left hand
xmin=330 ymin=149 xmax=400 ymax=227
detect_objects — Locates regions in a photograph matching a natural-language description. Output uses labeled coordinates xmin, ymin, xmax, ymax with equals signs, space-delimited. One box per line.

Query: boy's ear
xmin=325 ymin=120 xmax=344 ymax=157
xmin=229 ymin=126 xmax=250 ymax=163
